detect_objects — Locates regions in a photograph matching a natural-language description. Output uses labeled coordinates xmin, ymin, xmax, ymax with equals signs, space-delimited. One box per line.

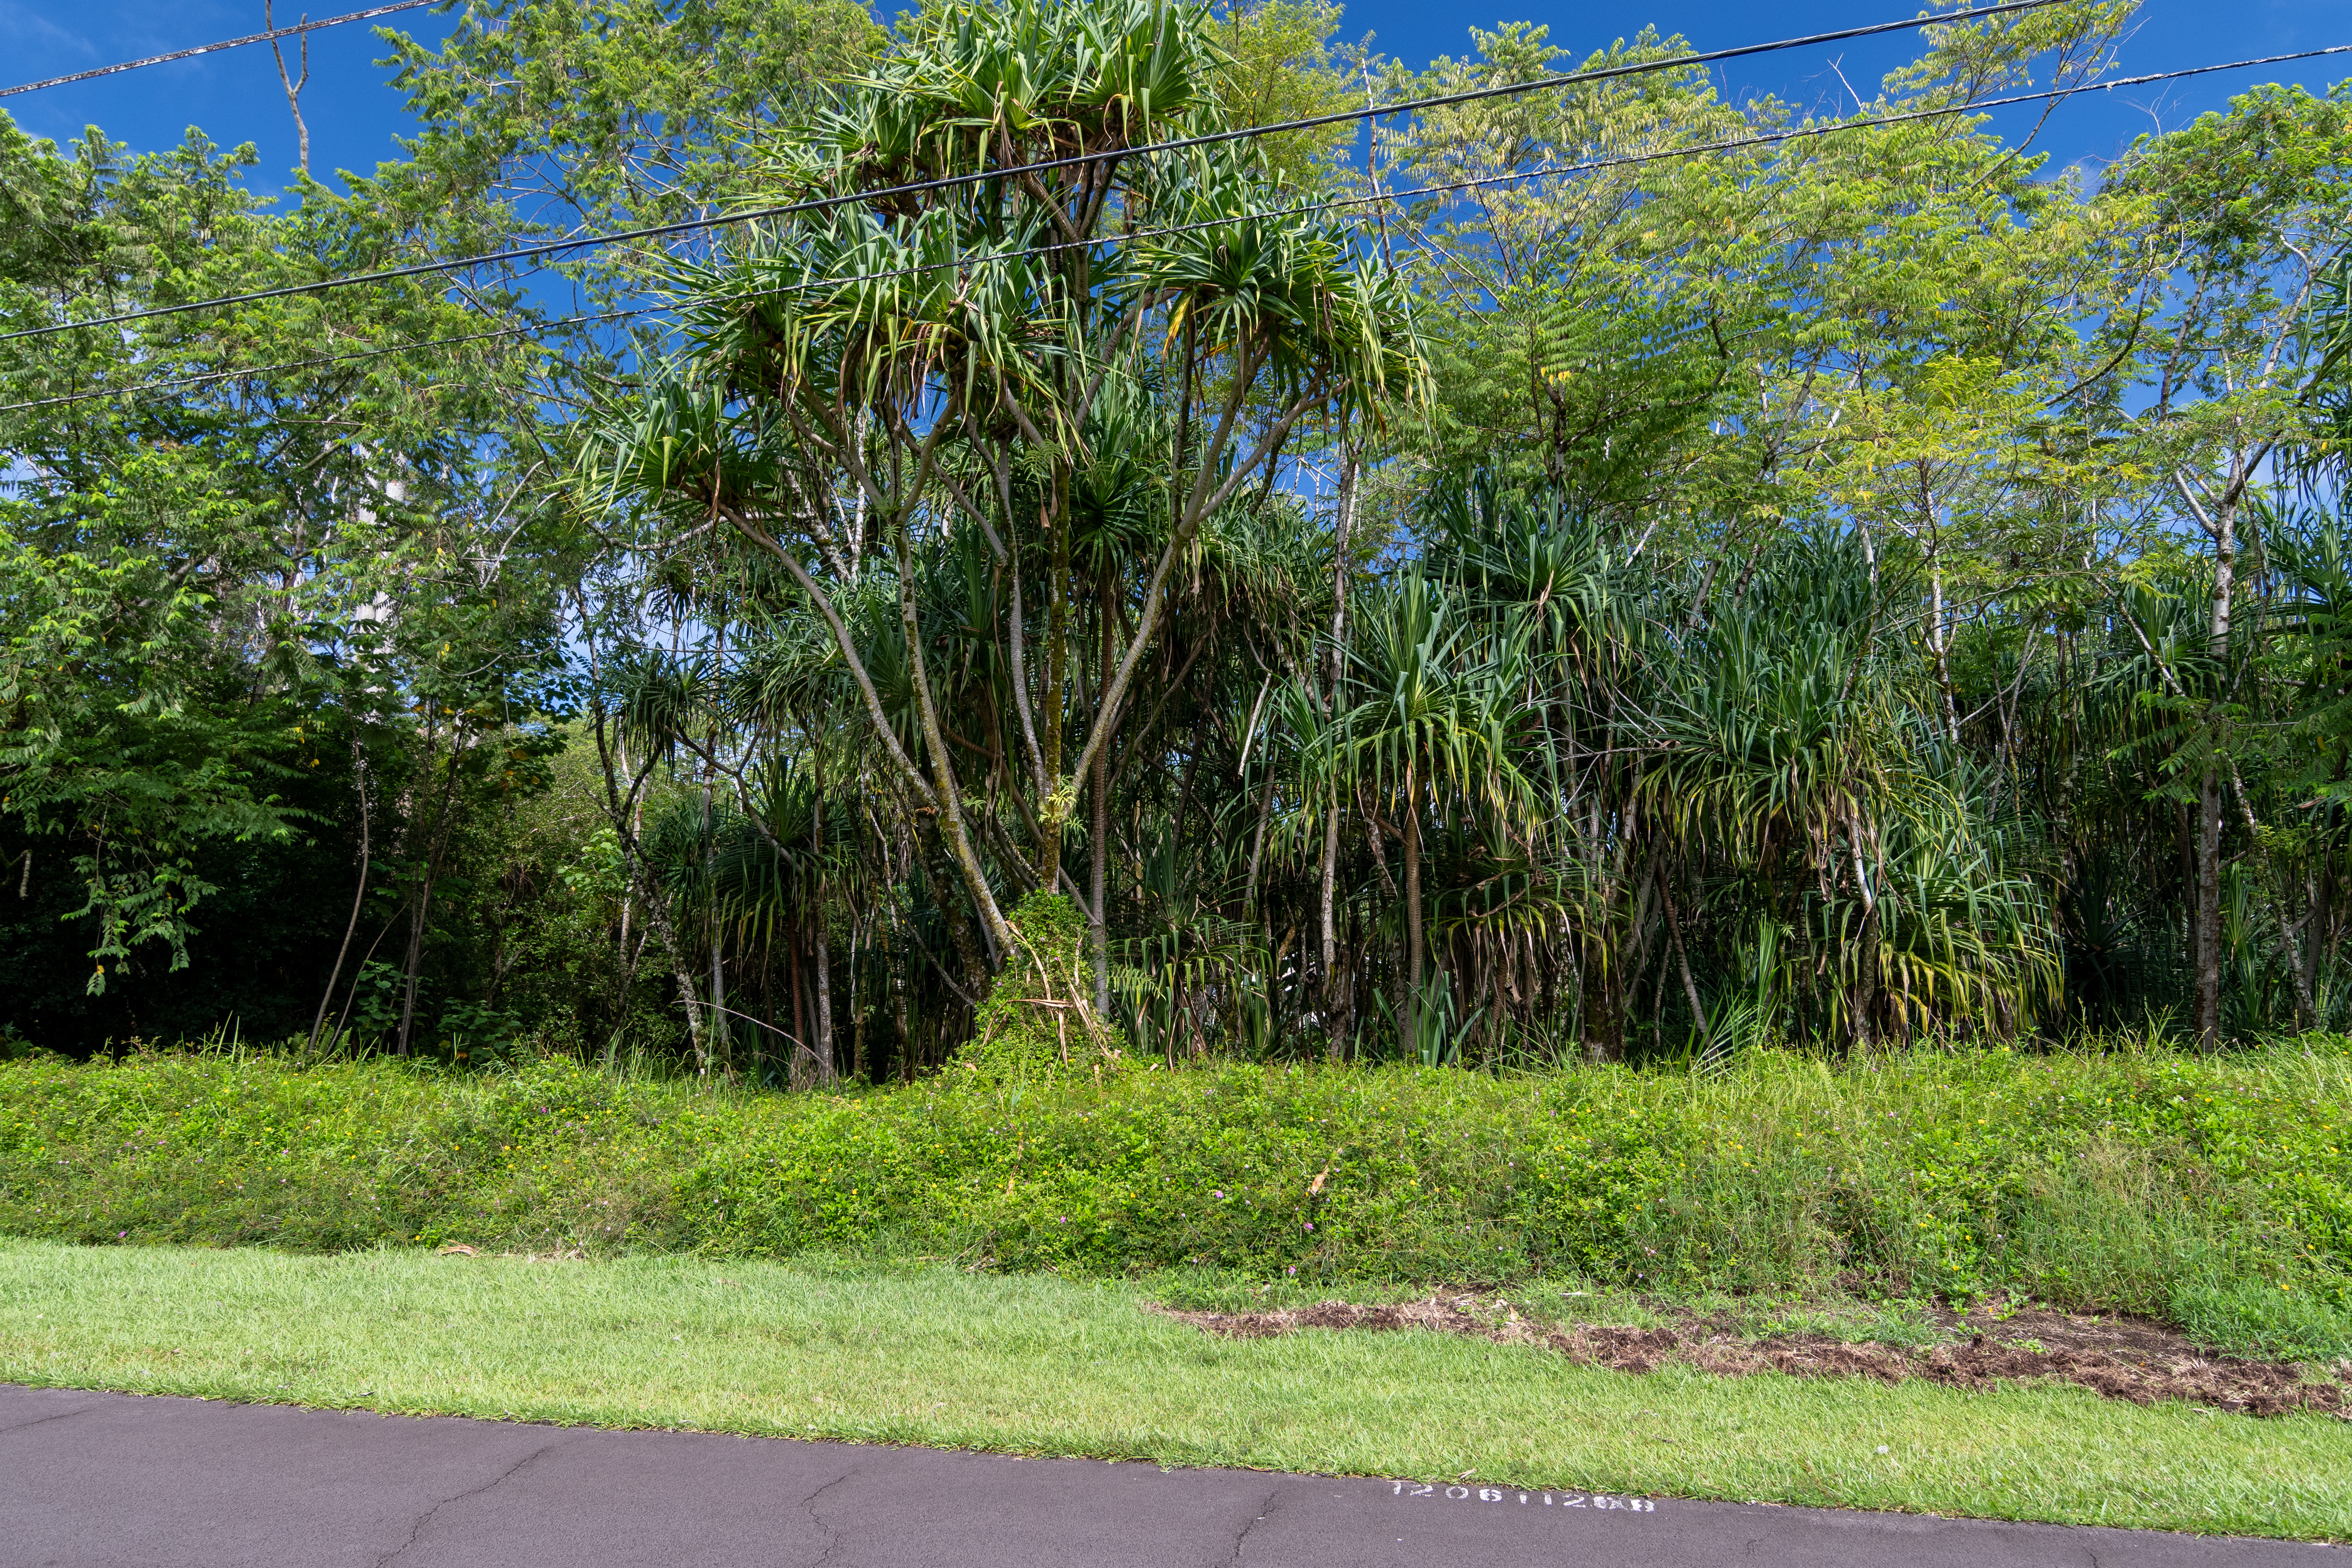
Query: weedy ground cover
xmin=0 ymin=1239 xmax=2344 ymax=1540
xmin=3 ymin=1039 xmax=2348 ymax=1355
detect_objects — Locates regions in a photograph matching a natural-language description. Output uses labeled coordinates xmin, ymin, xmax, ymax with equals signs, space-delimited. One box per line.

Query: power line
xmin=14 ymin=40 xmax=2348 ymax=419
xmin=0 ymin=0 xmax=2073 ymax=346
xmin=0 ymin=0 xmax=444 ymax=101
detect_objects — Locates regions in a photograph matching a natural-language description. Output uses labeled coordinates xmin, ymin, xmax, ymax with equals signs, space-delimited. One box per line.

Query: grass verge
xmin=5 ymin=1039 xmax=2352 ymax=1352
xmin=0 ymin=1238 xmax=2345 ymax=1541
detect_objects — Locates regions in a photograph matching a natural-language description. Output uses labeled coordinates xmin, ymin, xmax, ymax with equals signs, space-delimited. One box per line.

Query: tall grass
xmin=2 ymin=1036 xmax=2347 ymax=1353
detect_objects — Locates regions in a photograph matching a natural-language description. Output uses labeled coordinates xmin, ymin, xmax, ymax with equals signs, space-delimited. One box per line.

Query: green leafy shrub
xmin=2 ymin=1040 xmax=2347 ymax=1346
xmin=958 ymin=893 xmax=1126 ymax=1081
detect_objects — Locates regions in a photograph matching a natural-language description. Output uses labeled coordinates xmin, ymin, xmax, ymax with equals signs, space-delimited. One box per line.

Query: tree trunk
xmin=1321 ymin=450 xmax=1358 ymax=1017
xmin=2194 ymin=470 xmax=2238 ymax=1051
xmin=921 ymin=819 xmax=990 ymax=1005
xmin=850 ymin=917 xmax=866 ymax=1083
xmin=395 ymin=882 xmax=430 ymax=1057
xmin=892 ymin=926 xmax=913 ymax=1084
xmin=650 ymin=891 xmax=707 ymax=1070
xmin=1853 ymin=899 xmax=1881 ymax=1052
xmin=709 ymin=925 xmax=728 ymax=1075
xmin=310 ymin=737 xmax=370 ymax=1052
xmin=609 ymin=785 xmax=704 ymax=1068
xmin=1663 ymin=882 xmax=1711 ymax=1055
xmin=1091 ymin=558 xmax=1113 ymax=1018
xmin=1339 ymin=900 xmax=1361 ymax=1064
xmin=574 ymin=598 xmax=704 ymax=1067
xmin=1040 ymin=487 xmax=1070 ymax=890
xmin=1244 ymin=767 xmax=1277 ymax=909
xmin=893 ymin=523 xmax=1017 ymax=964
xmin=1403 ymin=771 xmax=1424 ymax=1055
xmin=813 ymin=787 xmax=835 ymax=1082
xmin=393 ymin=731 xmax=466 ymax=1057
xmin=1929 ymin=564 xmax=1960 ymax=746
xmin=394 ymin=724 xmax=451 ymax=1058
xmin=701 ymin=700 xmax=728 ymax=1074
xmin=2196 ymin=761 xmax=2224 ymax=1050
xmin=815 ymin=919 xmax=836 ymax=1084
xmin=1579 ymin=933 xmax=1624 ymax=1064
xmin=1318 ymin=806 xmax=1341 ymax=1041
xmin=790 ymin=921 xmax=810 ymax=1088
xmin=2227 ymin=768 xmax=2313 ymax=1031
xmin=267 ymin=0 xmax=311 ymax=177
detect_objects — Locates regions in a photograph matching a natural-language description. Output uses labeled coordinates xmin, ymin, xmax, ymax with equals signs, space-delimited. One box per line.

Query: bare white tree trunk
xmin=814 ymin=923 xmax=835 ymax=1082
xmin=268 ymin=2 xmax=311 ymax=177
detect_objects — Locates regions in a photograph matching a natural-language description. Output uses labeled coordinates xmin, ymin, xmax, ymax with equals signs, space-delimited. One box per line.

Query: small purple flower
xmin=1286 ymin=1266 xmax=1297 ymax=1275
xmin=1214 ymin=1189 xmax=1225 ymax=1199
xmin=1304 ymin=1221 xmax=1315 ymax=1230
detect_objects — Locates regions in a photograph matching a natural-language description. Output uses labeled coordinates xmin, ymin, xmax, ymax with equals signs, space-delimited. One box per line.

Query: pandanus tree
xmin=705 ymin=756 xmax=855 ymax=1085
xmin=1435 ymin=476 xmax=1656 ymax=1062
xmin=1340 ymin=569 xmax=1526 ymax=1056
xmin=1342 ymin=479 xmax=2065 ymax=1064
xmin=583 ymin=0 xmax=1423 ymax=1006
xmin=1641 ymin=535 xmax=2059 ymax=1047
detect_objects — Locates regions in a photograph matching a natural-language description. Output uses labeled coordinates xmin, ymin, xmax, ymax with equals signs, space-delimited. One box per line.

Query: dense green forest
xmin=5 ymin=0 xmax=2352 ymax=1080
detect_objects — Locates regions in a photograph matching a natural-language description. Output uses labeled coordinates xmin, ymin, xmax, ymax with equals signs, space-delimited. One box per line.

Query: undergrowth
xmin=2 ymin=1036 xmax=2348 ymax=1358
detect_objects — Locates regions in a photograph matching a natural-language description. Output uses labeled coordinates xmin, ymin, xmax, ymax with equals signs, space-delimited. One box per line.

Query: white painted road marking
xmin=1392 ymin=1481 xmax=1658 ymax=1511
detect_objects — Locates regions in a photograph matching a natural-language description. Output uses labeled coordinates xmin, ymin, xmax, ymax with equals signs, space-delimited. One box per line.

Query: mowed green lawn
xmin=0 ymin=1239 xmax=2344 ymax=1541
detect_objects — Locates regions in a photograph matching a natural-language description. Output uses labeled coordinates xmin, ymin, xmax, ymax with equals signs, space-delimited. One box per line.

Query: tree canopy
xmin=6 ymin=0 xmax=2351 ymax=1077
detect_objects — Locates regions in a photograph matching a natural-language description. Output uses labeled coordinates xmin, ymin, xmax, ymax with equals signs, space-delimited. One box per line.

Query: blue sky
xmin=0 ymin=0 xmax=2344 ymax=205
xmin=1353 ymin=0 xmax=2350 ymax=169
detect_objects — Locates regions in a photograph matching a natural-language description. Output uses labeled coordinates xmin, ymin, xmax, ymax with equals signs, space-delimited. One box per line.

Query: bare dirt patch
xmin=1153 ymin=1296 xmax=2349 ymax=1419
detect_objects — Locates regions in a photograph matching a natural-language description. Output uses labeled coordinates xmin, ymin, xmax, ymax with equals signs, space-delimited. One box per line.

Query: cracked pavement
xmin=0 ymin=1385 xmax=2336 ymax=1567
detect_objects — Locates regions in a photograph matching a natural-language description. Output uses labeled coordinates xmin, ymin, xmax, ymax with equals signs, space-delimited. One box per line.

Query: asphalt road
xmin=0 ymin=1383 xmax=2336 ymax=1567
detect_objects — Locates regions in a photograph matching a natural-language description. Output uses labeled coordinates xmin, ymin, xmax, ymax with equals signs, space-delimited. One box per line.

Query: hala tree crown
xmin=585 ymin=0 xmax=1424 ymax=974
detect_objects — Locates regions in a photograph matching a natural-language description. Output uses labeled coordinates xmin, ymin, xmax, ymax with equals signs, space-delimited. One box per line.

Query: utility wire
xmin=0 ymin=0 xmax=2073 ymax=345
xmin=12 ymin=40 xmax=2347 ymax=419
xmin=0 ymin=0 xmax=443 ymax=101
